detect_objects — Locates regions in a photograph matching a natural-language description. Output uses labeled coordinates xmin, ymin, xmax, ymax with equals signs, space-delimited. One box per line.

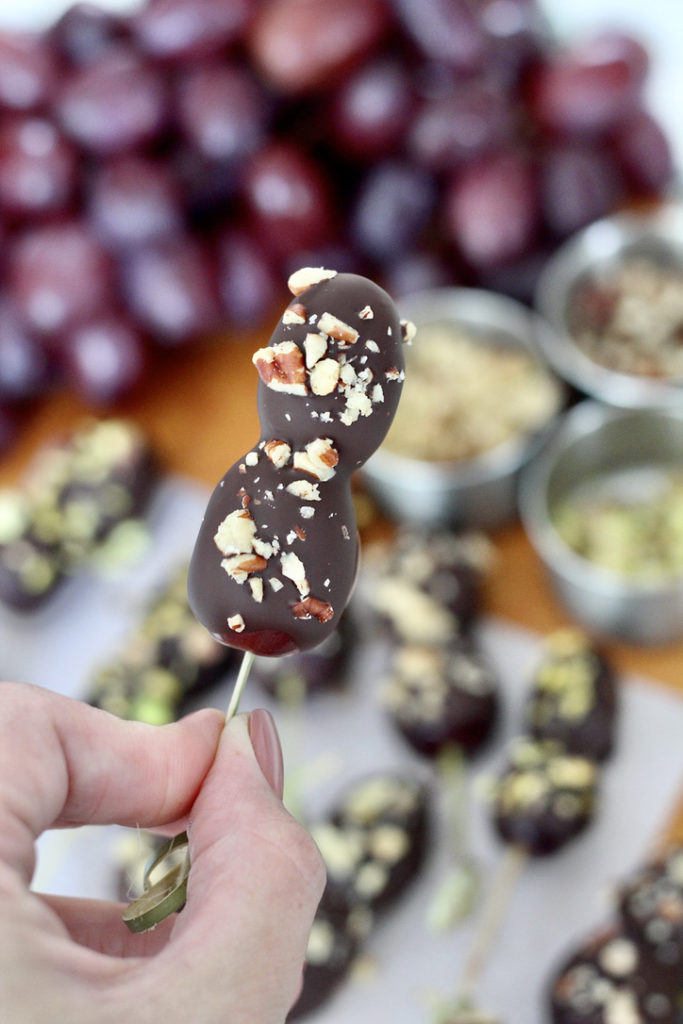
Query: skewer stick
xmin=226 ymin=650 xmax=256 ymax=721
xmin=450 ymin=844 xmax=528 ymax=1017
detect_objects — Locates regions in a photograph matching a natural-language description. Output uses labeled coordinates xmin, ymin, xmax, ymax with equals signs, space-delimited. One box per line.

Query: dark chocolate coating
xmin=188 ymin=271 xmax=405 ymax=655
xmin=549 ymin=925 xmax=681 ymax=1024
xmin=492 ymin=738 xmax=598 ymax=857
xmin=383 ymin=640 xmax=499 ymax=758
xmin=618 ymin=846 xmax=683 ymax=980
xmin=525 ymin=629 xmax=618 ymax=763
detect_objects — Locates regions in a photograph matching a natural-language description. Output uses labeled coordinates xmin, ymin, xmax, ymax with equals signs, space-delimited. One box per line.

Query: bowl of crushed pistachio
xmin=519 ymin=400 xmax=683 ymax=644
xmin=362 ymin=288 xmax=565 ymax=528
xmin=534 ymin=203 xmax=683 ymax=408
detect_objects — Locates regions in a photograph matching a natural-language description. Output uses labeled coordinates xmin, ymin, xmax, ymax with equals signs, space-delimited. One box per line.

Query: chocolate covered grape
xmin=524 ymin=628 xmax=618 ymax=763
xmin=492 ymin=738 xmax=598 ymax=857
xmin=188 ymin=268 xmax=411 ymax=655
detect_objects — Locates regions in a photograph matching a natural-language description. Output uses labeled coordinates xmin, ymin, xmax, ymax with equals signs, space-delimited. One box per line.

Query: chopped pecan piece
xmin=287 ymin=267 xmax=338 ymax=296
xmin=317 ymin=311 xmax=359 ymax=344
xmin=292 ymin=596 xmax=334 ymax=622
xmin=253 ymin=341 xmax=307 ymax=396
xmin=264 ymin=439 xmax=292 ymax=469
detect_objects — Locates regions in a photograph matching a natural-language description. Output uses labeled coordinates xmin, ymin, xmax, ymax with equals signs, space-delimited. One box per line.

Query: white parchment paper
xmin=2 ymin=477 xmax=680 ymax=1024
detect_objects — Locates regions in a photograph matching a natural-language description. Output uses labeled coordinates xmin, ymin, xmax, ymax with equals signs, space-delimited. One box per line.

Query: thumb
xmin=158 ymin=712 xmax=325 ymax=1021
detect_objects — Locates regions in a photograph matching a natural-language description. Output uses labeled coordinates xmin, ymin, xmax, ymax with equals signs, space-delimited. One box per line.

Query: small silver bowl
xmin=362 ymin=287 xmax=565 ymax=529
xmin=519 ymin=400 xmax=683 ymax=645
xmin=534 ymin=203 xmax=683 ymax=408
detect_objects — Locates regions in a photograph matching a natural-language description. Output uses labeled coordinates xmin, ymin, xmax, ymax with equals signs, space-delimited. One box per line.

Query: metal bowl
xmin=361 ymin=287 xmax=565 ymax=529
xmin=519 ymin=400 xmax=683 ymax=645
xmin=534 ymin=203 xmax=683 ymax=408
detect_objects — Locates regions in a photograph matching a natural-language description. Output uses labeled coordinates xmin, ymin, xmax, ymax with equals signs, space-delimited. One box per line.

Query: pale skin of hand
xmin=0 ymin=682 xmax=326 ymax=1024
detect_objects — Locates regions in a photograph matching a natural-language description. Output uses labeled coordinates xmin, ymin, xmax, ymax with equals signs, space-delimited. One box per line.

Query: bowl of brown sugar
xmin=361 ymin=287 xmax=565 ymax=528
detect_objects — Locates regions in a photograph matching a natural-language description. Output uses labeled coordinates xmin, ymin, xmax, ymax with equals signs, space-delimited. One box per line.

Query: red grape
xmin=446 ymin=150 xmax=538 ymax=268
xmin=331 ymin=58 xmax=415 ymax=161
xmin=0 ymin=117 xmax=77 ymax=221
xmin=351 ymin=159 xmax=436 ymax=262
xmin=539 ymin=143 xmax=624 ymax=237
xmin=9 ymin=222 xmax=113 ymax=337
xmin=248 ymin=0 xmax=391 ymax=94
xmin=408 ymin=79 xmax=513 ymax=172
xmin=50 ymin=3 xmax=128 ymax=67
xmin=528 ymin=31 xmax=649 ymax=137
xmin=121 ymin=238 xmax=221 ymax=345
xmin=0 ymin=299 xmax=50 ymax=400
xmin=0 ymin=32 xmax=56 ymax=112
xmin=242 ymin=141 xmax=335 ymax=259
xmin=55 ymin=48 xmax=167 ymax=156
xmin=59 ymin=313 xmax=147 ymax=405
xmin=133 ymin=0 xmax=257 ymax=62
xmin=393 ymin=0 xmax=487 ymax=74
xmin=215 ymin=227 xmax=280 ymax=329
xmin=612 ymin=110 xmax=675 ymax=195
xmin=175 ymin=63 xmax=270 ymax=164
xmin=88 ymin=155 xmax=182 ymax=250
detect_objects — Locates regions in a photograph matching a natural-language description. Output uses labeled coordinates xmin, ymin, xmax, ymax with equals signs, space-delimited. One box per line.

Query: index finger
xmin=0 ymin=682 xmax=224 ymax=882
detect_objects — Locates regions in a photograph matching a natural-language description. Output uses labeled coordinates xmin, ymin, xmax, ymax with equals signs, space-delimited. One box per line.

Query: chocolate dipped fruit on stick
xmin=188 ymin=266 xmax=411 ymax=657
xmin=123 ymin=268 xmax=411 ymax=933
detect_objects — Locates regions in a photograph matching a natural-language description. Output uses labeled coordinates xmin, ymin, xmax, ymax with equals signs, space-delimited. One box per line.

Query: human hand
xmin=0 ymin=682 xmax=325 ymax=1024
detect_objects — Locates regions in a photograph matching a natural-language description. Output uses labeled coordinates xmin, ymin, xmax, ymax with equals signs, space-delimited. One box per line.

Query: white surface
xmin=6 ymin=476 xmax=681 ymax=1024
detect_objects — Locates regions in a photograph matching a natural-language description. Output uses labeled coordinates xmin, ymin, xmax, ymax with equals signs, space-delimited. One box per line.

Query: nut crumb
xmin=287 ymin=267 xmax=338 ymax=296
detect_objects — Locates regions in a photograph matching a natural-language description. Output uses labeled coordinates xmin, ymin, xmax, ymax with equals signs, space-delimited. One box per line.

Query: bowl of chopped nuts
xmin=361 ymin=288 xmax=565 ymax=528
xmin=534 ymin=203 xmax=683 ymax=408
xmin=519 ymin=400 xmax=683 ymax=644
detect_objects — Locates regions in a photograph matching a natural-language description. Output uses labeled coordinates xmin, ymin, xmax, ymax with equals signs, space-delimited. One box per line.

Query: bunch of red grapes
xmin=0 ymin=0 xmax=674 ymax=451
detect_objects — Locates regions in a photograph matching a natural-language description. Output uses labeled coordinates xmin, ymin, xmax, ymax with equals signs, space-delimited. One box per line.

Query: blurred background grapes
xmin=0 ymin=0 xmax=679 ymax=448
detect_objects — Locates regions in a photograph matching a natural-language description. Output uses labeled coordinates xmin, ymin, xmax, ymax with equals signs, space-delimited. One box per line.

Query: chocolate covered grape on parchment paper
xmin=433 ymin=630 xmax=619 ymax=1024
xmin=122 ymin=267 xmax=412 ymax=932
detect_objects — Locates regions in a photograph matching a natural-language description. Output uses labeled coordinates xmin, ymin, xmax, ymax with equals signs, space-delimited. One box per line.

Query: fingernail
xmin=248 ymin=709 xmax=284 ymax=799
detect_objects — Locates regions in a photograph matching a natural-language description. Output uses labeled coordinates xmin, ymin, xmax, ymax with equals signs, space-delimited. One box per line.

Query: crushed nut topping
xmin=287 ymin=266 xmax=338 ymax=296
xmin=264 ymin=439 xmax=292 ymax=469
xmin=293 ymin=438 xmax=339 ymax=481
xmin=253 ymin=341 xmax=308 ymax=396
xmin=292 ymin=595 xmax=334 ymax=621
xmin=286 ymin=479 xmax=321 ymax=501
xmin=280 ymin=550 xmax=309 ymax=596
xmin=317 ymin=311 xmax=359 ymax=345
xmin=401 ymin=319 xmax=416 ymax=343
xmin=309 ymin=357 xmax=341 ymax=396
xmin=214 ymin=509 xmax=257 ymax=556
xmin=227 ymin=613 xmax=245 ymax=632
xmin=220 ymin=552 xmax=268 ymax=584
xmin=282 ymin=306 xmax=306 ymax=325
xmin=359 ymin=305 xmax=374 ymax=320
xmin=303 ymin=331 xmax=327 ymax=368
